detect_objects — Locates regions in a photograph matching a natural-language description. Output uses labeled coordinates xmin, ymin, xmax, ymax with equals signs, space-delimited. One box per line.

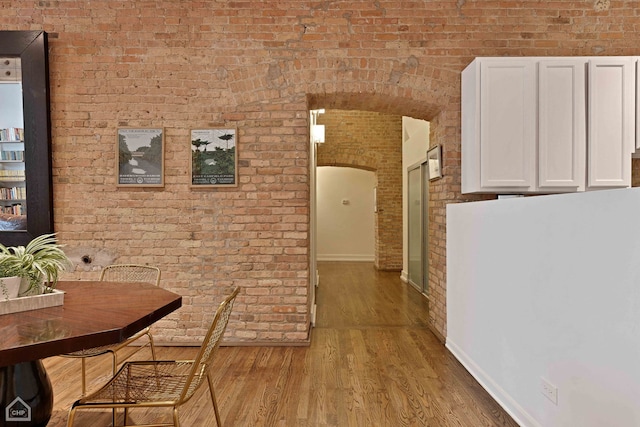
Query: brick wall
xmin=632 ymin=159 xmax=640 ymax=187
xmin=2 ymin=0 xmax=636 ymax=343
xmin=316 ymin=110 xmax=403 ymax=271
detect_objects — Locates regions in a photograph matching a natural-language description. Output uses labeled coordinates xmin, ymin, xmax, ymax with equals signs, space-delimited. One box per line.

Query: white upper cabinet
xmin=587 ymin=58 xmax=634 ymax=188
xmin=462 ymin=58 xmax=535 ymax=193
xmin=538 ymin=60 xmax=586 ymax=191
xmin=480 ymin=61 xmax=536 ymax=189
xmin=479 ymin=60 xmax=536 ymax=190
xmin=462 ymin=56 xmax=635 ymax=194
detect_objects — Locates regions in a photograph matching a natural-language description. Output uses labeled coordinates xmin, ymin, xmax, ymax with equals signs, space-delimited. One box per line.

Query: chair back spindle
xmin=100 ymin=264 xmax=161 ymax=285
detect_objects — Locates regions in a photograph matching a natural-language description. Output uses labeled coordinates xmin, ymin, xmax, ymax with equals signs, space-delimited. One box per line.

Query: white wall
xmin=316 ymin=166 xmax=375 ymax=261
xmin=0 ymin=83 xmax=23 ymax=128
xmin=401 ymin=117 xmax=430 ymax=281
xmin=446 ymin=188 xmax=640 ymax=427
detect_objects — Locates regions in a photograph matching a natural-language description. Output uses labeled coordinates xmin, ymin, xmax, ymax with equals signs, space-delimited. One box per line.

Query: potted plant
xmin=0 ymin=233 xmax=72 ymax=297
xmin=0 ymin=276 xmax=21 ymax=300
xmin=0 ymin=261 xmax=23 ymax=300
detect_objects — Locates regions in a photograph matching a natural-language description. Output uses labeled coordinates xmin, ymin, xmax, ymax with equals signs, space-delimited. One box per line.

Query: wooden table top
xmin=0 ymin=280 xmax=182 ymax=367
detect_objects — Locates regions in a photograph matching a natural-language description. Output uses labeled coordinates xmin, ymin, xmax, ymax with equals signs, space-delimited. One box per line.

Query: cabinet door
xmin=479 ymin=60 xmax=536 ymax=189
xmin=538 ymin=60 xmax=586 ymax=190
xmin=588 ymin=58 xmax=634 ymax=188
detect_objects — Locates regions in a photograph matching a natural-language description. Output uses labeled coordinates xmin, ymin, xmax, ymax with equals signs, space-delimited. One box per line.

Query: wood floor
xmin=44 ymin=261 xmax=518 ymax=426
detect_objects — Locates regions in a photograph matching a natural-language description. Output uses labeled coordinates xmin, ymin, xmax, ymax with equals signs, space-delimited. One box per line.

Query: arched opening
xmin=307 ymin=97 xmax=437 ymax=333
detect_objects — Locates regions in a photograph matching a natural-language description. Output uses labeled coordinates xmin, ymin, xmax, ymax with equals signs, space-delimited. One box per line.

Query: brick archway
xmin=304 ymin=92 xmax=453 ymax=337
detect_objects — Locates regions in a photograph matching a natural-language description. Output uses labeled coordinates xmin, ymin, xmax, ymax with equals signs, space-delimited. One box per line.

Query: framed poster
xmin=190 ymin=128 xmax=238 ymax=187
xmin=117 ymin=128 xmax=164 ymax=187
xmin=427 ymin=144 xmax=443 ymax=181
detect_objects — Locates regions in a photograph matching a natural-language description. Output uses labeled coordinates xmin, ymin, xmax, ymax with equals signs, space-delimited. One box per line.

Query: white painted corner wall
xmin=446 ymin=188 xmax=640 ymax=427
xmin=316 ymin=166 xmax=375 ymax=262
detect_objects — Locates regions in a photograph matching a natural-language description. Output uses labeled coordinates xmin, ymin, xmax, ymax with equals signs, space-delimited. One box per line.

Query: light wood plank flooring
xmin=44 ymin=261 xmax=518 ymax=426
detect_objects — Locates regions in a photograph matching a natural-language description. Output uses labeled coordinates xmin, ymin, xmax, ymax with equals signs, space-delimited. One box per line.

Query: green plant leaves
xmin=0 ymin=233 xmax=72 ymax=293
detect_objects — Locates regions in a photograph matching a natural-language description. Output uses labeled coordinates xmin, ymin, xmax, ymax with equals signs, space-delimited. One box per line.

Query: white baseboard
xmin=445 ymin=339 xmax=539 ymax=427
xmin=400 ymin=270 xmax=409 ymax=282
xmin=316 ymin=254 xmax=374 ymax=262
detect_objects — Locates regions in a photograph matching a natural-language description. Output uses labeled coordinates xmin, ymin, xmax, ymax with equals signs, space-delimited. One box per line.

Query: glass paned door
xmin=407 ymin=163 xmax=429 ymax=295
xmin=408 ymin=166 xmax=422 ymax=292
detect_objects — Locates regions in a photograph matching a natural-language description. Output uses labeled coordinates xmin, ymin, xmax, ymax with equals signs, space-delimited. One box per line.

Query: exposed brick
xmin=5 ymin=0 xmax=637 ymax=344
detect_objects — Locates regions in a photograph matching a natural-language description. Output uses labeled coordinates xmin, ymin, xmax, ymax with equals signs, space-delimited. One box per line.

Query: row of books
xmin=0 ymin=203 xmax=24 ymax=215
xmin=0 ymin=150 xmax=24 ymax=161
xmin=0 ymin=128 xmax=23 ymax=142
xmin=0 ymin=170 xmax=25 ymax=180
xmin=0 ymin=187 xmax=25 ymax=200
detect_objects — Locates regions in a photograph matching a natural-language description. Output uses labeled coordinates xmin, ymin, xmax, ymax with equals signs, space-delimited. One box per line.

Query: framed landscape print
xmin=117 ymin=128 xmax=164 ymax=187
xmin=190 ymin=128 xmax=238 ymax=187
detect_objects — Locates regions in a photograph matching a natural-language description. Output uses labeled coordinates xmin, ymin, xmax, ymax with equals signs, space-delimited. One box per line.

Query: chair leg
xmin=67 ymin=406 xmax=77 ymax=427
xmin=147 ymin=331 xmax=157 ymax=361
xmin=111 ymin=351 xmax=117 ymax=427
xmin=80 ymin=358 xmax=87 ymax=396
xmin=207 ymin=373 xmax=222 ymax=427
xmin=172 ymin=406 xmax=180 ymax=427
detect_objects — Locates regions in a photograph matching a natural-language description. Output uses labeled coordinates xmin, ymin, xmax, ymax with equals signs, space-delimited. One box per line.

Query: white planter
xmin=18 ymin=276 xmax=45 ymax=297
xmin=0 ymin=276 xmax=20 ymax=300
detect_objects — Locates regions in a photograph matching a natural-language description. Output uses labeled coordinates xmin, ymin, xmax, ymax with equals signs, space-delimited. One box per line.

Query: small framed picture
xmin=190 ymin=128 xmax=238 ymax=187
xmin=427 ymin=145 xmax=443 ymax=181
xmin=117 ymin=128 xmax=164 ymax=187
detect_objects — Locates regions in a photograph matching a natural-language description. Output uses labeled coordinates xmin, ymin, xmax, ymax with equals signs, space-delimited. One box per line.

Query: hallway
xmin=45 ymin=262 xmax=518 ymax=426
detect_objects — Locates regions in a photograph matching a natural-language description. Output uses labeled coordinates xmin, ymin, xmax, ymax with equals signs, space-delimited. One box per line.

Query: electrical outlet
xmin=541 ymin=378 xmax=558 ymax=405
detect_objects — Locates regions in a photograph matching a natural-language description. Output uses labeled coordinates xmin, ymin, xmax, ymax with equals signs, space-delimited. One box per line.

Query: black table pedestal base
xmin=0 ymin=360 xmax=53 ymax=427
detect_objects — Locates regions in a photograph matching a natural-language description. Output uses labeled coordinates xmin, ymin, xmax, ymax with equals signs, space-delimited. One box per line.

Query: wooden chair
xmin=62 ymin=264 xmax=162 ymax=395
xmin=66 ymin=287 xmax=240 ymax=427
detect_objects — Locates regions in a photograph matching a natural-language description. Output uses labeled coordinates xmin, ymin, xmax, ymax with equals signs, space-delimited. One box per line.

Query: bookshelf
xmin=0 ymin=128 xmax=25 ymax=215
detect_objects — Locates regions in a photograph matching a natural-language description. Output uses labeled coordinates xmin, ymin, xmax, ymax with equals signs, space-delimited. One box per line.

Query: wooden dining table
xmin=0 ymin=280 xmax=182 ymax=426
